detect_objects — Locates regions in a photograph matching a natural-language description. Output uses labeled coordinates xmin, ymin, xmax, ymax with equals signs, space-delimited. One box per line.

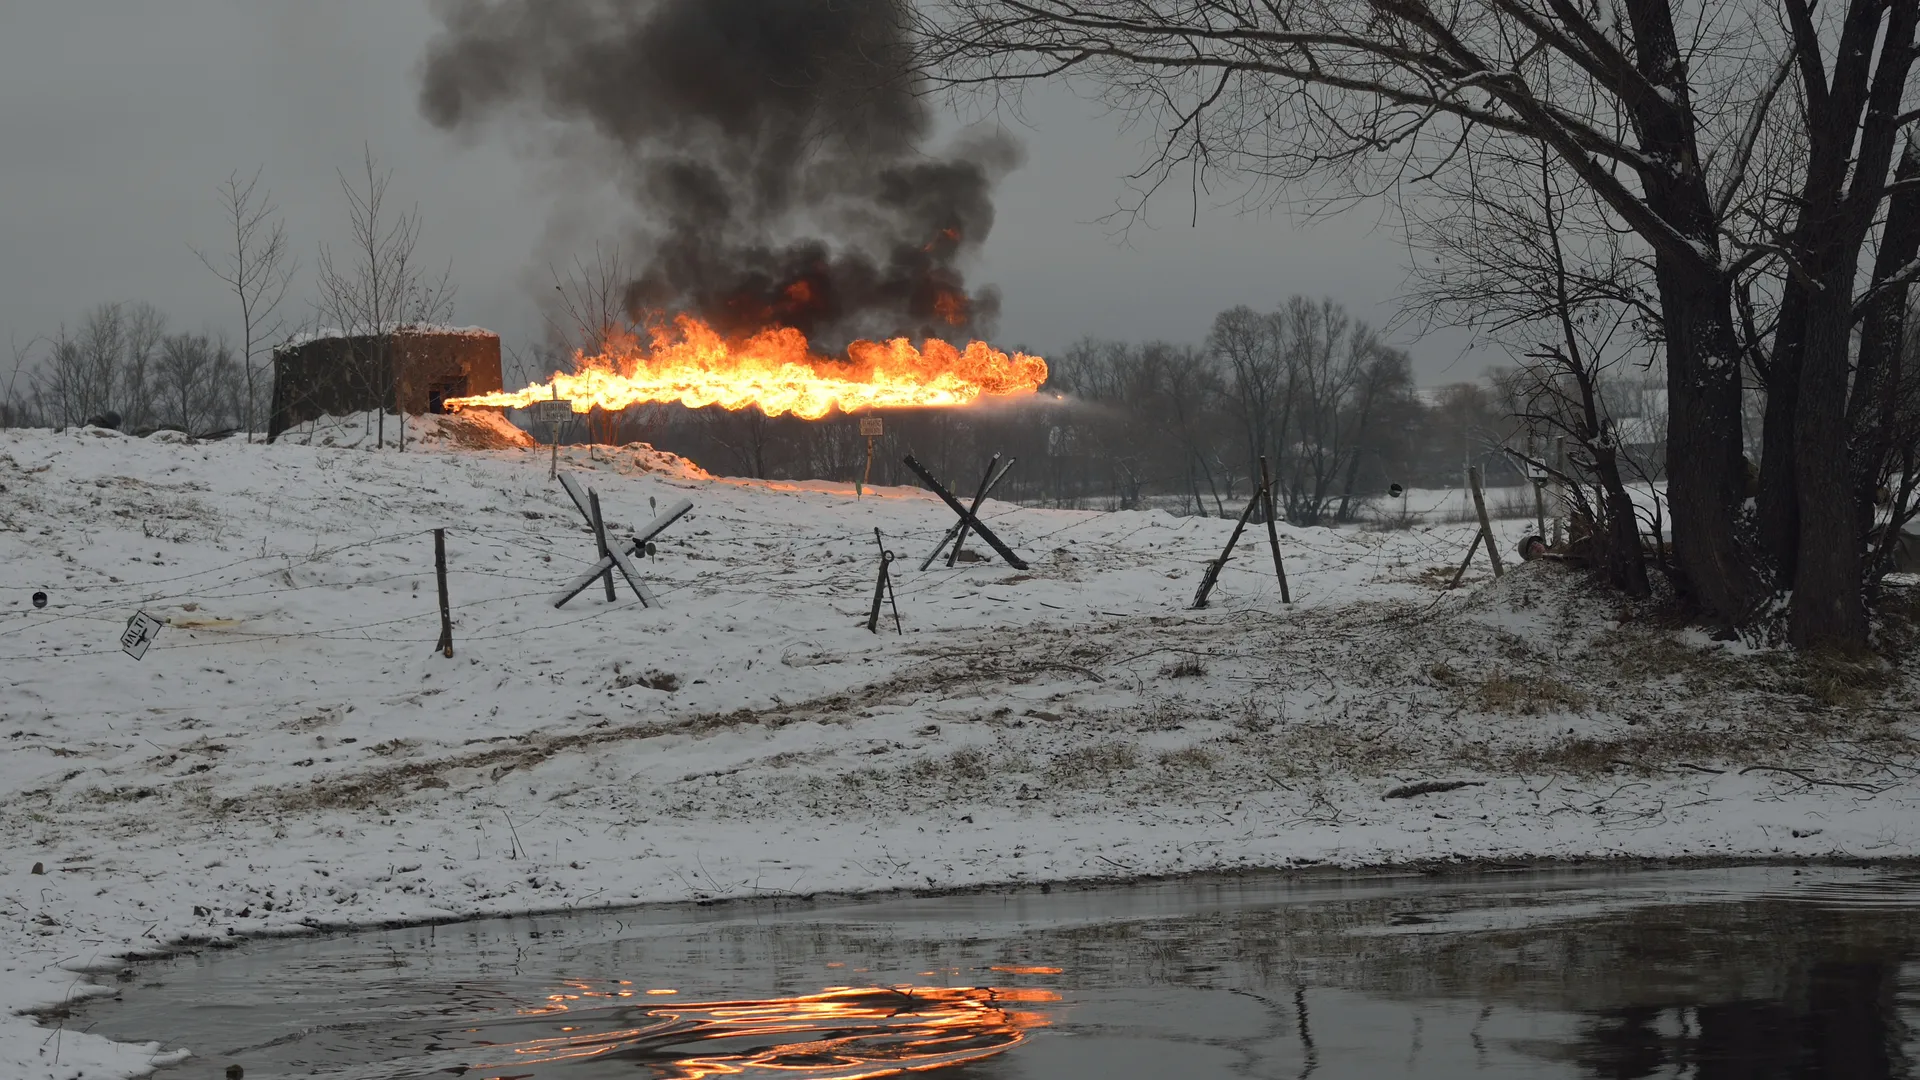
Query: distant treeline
xmin=608 ymin=296 xmax=1668 ymax=521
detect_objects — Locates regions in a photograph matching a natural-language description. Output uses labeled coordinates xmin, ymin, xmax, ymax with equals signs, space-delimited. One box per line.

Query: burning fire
xmin=445 ymin=315 xmax=1048 ymax=421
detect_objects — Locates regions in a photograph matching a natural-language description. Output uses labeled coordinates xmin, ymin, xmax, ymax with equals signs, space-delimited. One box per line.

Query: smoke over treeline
xmin=419 ymin=0 xmax=1020 ymax=346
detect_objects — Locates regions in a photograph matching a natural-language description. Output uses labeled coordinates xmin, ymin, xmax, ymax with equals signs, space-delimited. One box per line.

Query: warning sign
xmin=121 ymin=610 xmax=162 ymax=661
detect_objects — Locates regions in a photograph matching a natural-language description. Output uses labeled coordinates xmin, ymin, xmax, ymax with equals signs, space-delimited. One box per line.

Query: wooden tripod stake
xmin=1449 ymin=465 xmax=1504 ymax=588
xmin=1192 ymin=455 xmax=1290 ymax=609
xmin=1259 ymin=456 xmax=1292 ymax=604
xmin=867 ymin=527 xmax=901 ymax=634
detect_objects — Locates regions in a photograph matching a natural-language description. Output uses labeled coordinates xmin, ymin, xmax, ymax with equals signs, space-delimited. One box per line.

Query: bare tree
xmin=119 ymin=302 xmax=167 ymax=432
xmin=155 ymin=332 xmax=239 ymax=435
xmin=1402 ymin=134 xmax=1655 ymax=592
xmin=1208 ymin=305 xmax=1290 ymax=489
xmin=924 ymin=0 xmax=1920 ymax=648
xmin=195 ymin=168 xmax=296 ymax=441
xmin=2 ymin=336 xmax=42 ymax=428
xmin=550 ymin=243 xmax=637 ymax=445
xmin=314 ymin=144 xmax=455 ymax=450
xmin=32 ymin=302 xmax=134 ymax=427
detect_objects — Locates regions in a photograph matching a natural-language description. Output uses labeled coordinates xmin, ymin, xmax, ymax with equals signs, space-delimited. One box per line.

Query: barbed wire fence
xmin=2 ymin=469 xmax=1481 ymax=664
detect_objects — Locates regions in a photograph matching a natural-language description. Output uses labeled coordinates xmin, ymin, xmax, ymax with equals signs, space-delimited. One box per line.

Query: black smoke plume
xmin=419 ymin=0 xmax=1020 ymax=346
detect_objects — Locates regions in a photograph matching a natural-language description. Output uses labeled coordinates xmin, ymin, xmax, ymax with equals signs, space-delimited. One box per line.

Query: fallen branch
xmin=1384 ymin=779 xmax=1486 ymax=799
xmin=1739 ymin=765 xmax=1889 ymax=793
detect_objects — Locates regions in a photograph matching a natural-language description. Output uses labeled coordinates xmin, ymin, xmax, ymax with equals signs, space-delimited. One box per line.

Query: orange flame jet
xmin=445 ymin=315 xmax=1048 ymax=421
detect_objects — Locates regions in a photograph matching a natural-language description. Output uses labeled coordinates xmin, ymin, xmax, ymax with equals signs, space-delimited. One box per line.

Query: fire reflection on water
xmin=469 ymin=983 xmax=1057 ymax=1078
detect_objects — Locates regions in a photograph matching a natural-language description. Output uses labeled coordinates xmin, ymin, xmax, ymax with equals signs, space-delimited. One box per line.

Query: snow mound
xmin=409 ymin=410 xmax=536 ymax=451
xmin=607 ymin=441 xmax=714 ymax=480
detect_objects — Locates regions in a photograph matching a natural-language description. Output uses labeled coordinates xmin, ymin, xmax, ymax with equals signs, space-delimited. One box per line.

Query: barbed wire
xmin=2 ymin=480 xmax=1479 ymax=662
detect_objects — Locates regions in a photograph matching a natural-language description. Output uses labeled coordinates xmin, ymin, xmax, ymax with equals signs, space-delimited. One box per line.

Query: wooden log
xmin=608 ymin=543 xmax=658 ymax=607
xmin=632 ymin=498 xmax=694 ymax=548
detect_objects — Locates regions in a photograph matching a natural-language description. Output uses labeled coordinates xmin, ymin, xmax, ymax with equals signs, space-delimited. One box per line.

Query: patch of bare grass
xmin=1784 ymin=650 xmax=1898 ymax=709
xmin=1472 ymin=672 xmax=1589 ymax=715
xmin=1157 ymin=745 xmax=1217 ymax=770
xmin=1046 ymin=741 xmax=1141 ymax=786
xmin=1159 ymin=656 xmax=1208 ymax=679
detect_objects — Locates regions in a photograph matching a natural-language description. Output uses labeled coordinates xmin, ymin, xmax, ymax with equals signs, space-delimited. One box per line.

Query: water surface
xmin=90 ymin=865 xmax=1920 ymax=1078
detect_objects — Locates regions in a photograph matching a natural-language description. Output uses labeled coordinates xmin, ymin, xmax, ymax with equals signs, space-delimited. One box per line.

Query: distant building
xmin=267 ymin=326 xmax=502 ymax=443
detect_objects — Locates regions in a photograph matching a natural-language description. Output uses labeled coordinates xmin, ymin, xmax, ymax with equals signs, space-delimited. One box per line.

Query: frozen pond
xmin=85 ymin=864 xmax=1920 ymax=1078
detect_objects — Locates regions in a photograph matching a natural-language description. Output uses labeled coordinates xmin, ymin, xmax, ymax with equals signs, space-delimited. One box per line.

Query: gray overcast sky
xmin=0 ymin=1 xmax=1487 ymax=385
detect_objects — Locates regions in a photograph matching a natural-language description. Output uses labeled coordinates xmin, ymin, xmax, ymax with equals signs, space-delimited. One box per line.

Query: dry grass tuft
xmin=1473 ymin=671 xmax=1590 ymax=715
xmin=1157 ymin=745 xmax=1218 ymax=770
xmin=1046 ymin=741 xmax=1141 ymax=785
xmin=1787 ymin=650 xmax=1897 ymax=709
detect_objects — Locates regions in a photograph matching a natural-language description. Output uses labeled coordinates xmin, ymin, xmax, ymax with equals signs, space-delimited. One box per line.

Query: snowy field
xmin=3 ymin=416 xmax=1917 ymax=1079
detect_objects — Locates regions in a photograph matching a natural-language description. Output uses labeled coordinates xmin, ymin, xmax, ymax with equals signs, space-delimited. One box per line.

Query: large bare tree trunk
xmin=1781 ymin=0 xmax=1918 ymax=649
xmin=1756 ymin=284 xmax=1806 ymax=586
xmin=1623 ymin=0 xmax=1764 ymax=630
xmin=1792 ymin=278 xmax=1866 ymax=647
xmin=1655 ymin=266 xmax=1759 ymax=628
xmin=1850 ymin=139 xmax=1920 ymax=565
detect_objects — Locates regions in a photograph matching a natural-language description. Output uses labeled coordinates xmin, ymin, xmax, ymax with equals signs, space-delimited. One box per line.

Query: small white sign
xmin=529 ymin=399 xmax=575 ymax=427
xmin=121 ymin=610 xmax=162 ymax=661
xmin=1528 ymin=459 xmax=1549 ymax=481
xmin=859 ymin=417 xmax=884 ymax=437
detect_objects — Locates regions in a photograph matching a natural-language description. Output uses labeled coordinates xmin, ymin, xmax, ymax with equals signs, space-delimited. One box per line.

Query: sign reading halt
xmin=529 ymin=399 xmax=574 ymax=428
xmin=121 ymin=610 xmax=162 ymax=661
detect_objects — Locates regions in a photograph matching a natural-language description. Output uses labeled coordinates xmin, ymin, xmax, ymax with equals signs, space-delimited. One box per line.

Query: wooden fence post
xmin=433 ymin=528 xmax=453 ymax=658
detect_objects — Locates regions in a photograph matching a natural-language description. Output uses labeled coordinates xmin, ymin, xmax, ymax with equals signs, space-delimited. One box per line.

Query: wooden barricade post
xmin=902 ymin=455 xmax=1030 ymax=570
xmin=1192 ymin=486 xmax=1263 ymax=609
xmin=588 ymin=491 xmax=618 ymax=601
xmin=1258 ymin=455 xmax=1292 ymax=604
xmin=948 ymin=454 xmax=1001 ymax=567
xmin=1468 ymin=465 xmax=1504 ymax=579
xmin=920 ymin=457 xmax=1016 ymax=570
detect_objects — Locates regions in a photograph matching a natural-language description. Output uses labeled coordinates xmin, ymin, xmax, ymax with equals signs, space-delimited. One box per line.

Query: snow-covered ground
xmin=3 ymin=417 xmax=1916 ymax=1079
